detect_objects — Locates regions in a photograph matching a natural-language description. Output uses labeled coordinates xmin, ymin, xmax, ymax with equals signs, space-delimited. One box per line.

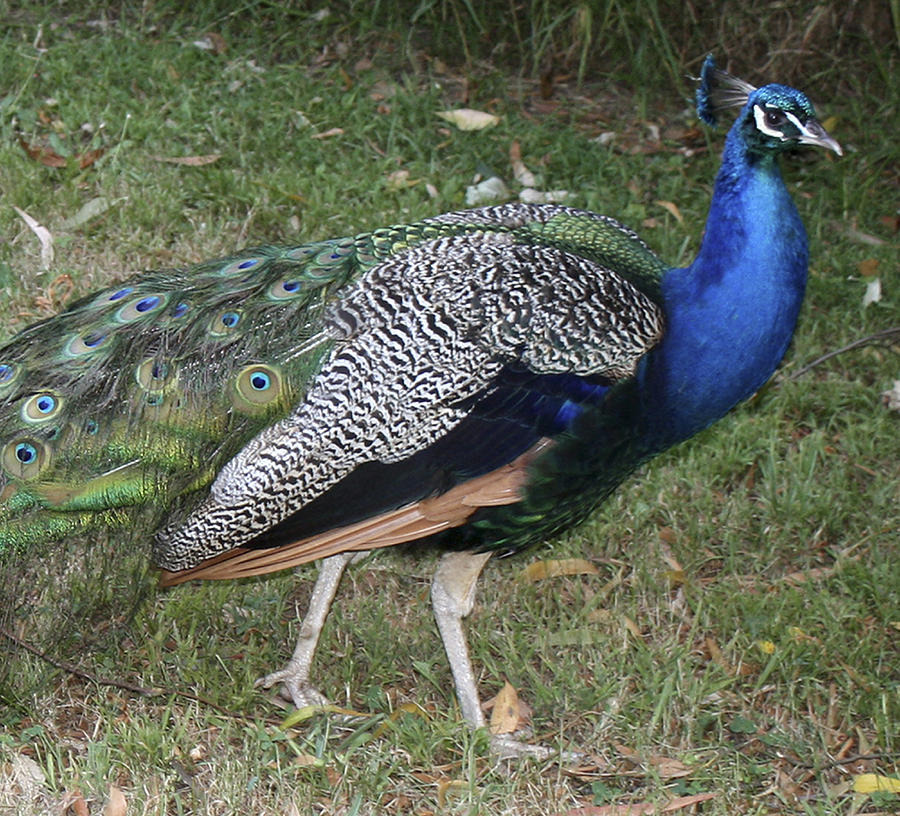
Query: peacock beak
xmin=798 ymin=118 xmax=843 ymax=156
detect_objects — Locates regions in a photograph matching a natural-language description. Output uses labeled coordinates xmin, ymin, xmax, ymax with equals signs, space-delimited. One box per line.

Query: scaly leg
xmin=256 ymin=551 xmax=365 ymax=708
xmin=431 ymin=550 xmax=562 ymax=759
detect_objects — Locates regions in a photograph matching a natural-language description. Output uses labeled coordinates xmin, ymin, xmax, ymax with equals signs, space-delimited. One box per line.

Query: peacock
xmin=0 ymin=57 xmax=840 ymax=755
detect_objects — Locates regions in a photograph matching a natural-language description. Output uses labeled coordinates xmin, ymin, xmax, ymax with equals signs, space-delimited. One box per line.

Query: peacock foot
xmin=255 ymin=664 xmax=331 ymax=709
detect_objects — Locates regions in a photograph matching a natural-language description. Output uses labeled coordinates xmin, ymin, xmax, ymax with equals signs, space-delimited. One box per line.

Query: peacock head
xmin=696 ymin=54 xmax=842 ymax=158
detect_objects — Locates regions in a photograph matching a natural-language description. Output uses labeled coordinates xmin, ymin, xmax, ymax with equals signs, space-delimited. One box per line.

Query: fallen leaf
xmin=47 ymin=273 xmax=76 ymax=312
xmin=62 ymin=196 xmax=115 ymax=229
xmin=13 ymin=206 xmax=54 ymax=269
xmin=563 ymin=792 xmax=715 ymax=815
xmin=436 ymin=108 xmax=500 ymax=131
xmin=879 ymin=213 xmax=900 ymax=232
xmin=292 ymin=753 xmax=324 ymax=767
xmin=437 ymin=779 xmax=473 ymax=807
xmin=881 ymin=381 xmax=900 ymax=412
xmin=705 ymin=636 xmax=734 ymax=675
xmin=622 ymin=615 xmax=643 ymax=640
xmin=19 ymin=138 xmax=105 ymax=169
xmin=192 ymin=31 xmax=226 ymax=54
xmin=150 ymin=153 xmax=221 ymax=165
xmin=841 ymin=225 xmax=886 ymax=246
xmin=863 ymin=278 xmax=881 ymax=307
xmin=60 ymin=790 xmax=89 ymax=816
xmin=664 ymin=569 xmax=685 ymax=586
xmin=311 ymin=127 xmax=344 ymax=139
xmin=519 ymin=188 xmax=571 ymax=204
xmin=649 ymin=755 xmax=692 ymax=778
xmin=385 ymin=169 xmax=421 ymax=191
xmin=7 ymin=754 xmax=48 ymax=801
xmin=488 ymin=681 xmax=521 ymax=735
xmin=509 ymin=140 xmax=536 ymax=186
xmin=465 ymin=176 xmax=509 ymax=206
xmin=858 ymin=258 xmax=880 ymax=277
xmin=852 ymin=773 xmax=900 ymax=794
xmin=521 ymin=558 xmax=599 ymax=582
xmin=655 ymin=200 xmax=684 ymax=224
xmin=102 ymin=784 xmax=127 ymax=816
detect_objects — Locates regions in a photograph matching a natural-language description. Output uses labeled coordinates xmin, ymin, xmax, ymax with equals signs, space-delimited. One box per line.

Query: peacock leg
xmin=431 ymin=550 xmax=562 ymax=759
xmin=256 ymin=551 xmax=366 ymax=708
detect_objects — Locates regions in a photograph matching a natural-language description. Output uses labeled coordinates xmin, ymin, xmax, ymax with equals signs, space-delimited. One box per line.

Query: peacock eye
xmin=765 ymin=109 xmax=787 ymax=128
xmin=231 ymin=364 xmax=283 ymax=413
xmin=2 ymin=437 xmax=48 ymax=479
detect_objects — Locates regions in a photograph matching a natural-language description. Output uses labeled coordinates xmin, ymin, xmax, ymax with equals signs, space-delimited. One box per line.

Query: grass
xmin=0 ymin=3 xmax=898 ymax=814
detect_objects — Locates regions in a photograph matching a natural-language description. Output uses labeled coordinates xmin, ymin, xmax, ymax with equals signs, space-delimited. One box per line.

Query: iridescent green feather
xmin=0 ymin=205 xmax=665 ymax=698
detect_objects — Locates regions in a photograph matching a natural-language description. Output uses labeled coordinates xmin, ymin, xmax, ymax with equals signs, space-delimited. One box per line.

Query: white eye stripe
xmin=753 ymin=104 xmax=788 ymax=140
xmin=782 ymin=109 xmax=806 ymax=132
xmin=753 ymin=104 xmax=808 ymax=142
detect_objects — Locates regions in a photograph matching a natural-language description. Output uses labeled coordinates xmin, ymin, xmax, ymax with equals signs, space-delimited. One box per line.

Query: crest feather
xmin=695 ymin=55 xmax=757 ymax=127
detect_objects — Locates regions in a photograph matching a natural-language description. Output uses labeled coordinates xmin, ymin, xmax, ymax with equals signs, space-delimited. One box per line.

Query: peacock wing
xmin=155 ymin=222 xmax=665 ymax=579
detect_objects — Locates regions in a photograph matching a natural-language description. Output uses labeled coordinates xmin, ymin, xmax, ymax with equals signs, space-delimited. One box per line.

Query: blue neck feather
xmin=638 ymin=121 xmax=808 ymax=447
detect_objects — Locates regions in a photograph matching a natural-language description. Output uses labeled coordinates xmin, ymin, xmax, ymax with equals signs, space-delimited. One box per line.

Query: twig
xmin=0 ymin=625 xmax=283 ymax=725
xmin=790 ymin=327 xmax=900 ymax=380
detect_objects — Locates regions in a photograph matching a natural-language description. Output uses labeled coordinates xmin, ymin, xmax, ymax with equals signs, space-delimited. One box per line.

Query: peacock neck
xmin=637 ymin=130 xmax=809 ymax=449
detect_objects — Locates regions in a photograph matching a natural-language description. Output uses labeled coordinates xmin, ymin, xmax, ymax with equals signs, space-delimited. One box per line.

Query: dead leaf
xmin=311 ymin=127 xmax=344 ymax=139
xmin=863 ymin=278 xmax=882 ymax=307
xmin=60 ymin=790 xmax=89 ymax=816
xmin=465 ymin=176 xmax=509 ymax=206
xmin=292 ymin=752 xmax=324 ymax=767
xmin=192 ymin=31 xmax=226 ymax=54
xmin=488 ymin=681 xmax=521 ymax=735
xmin=881 ymin=381 xmax=900 ymax=412
xmin=62 ymin=196 xmax=115 ymax=229
xmin=6 ymin=754 xmax=48 ymax=803
xmin=655 ymin=200 xmax=684 ymax=224
xmin=13 ymin=206 xmax=54 ymax=269
xmin=564 ymin=792 xmax=715 ymax=815
xmin=841 ymin=225 xmax=886 ymax=246
xmin=622 ymin=615 xmax=643 ymax=640
xmin=649 ymin=755 xmax=692 ymax=779
xmin=436 ymin=108 xmax=500 ymax=131
xmin=519 ymin=188 xmax=571 ymax=204
xmin=47 ymin=273 xmax=75 ymax=312
xmin=150 ymin=153 xmax=221 ymax=165
xmin=385 ymin=169 xmax=421 ymax=191
xmin=19 ymin=138 xmax=105 ymax=169
xmin=858 ymin=258 xmax=880 ymax=277
xmin=879 ymin=213 xmax=900 ymax=233
xmin=853 ymin=773 xmax=900 ymax=794
xmin=509 ymin=140 xmax=536 ymax=186
xmin=102 ymin=784 xmax=127 ymax=816
xmin=521 ymin=558 xmax=599 ymax=582
xmin=705 ymin=636 xmax=734 ymax=675
xmin=437 ymin=779 xmax=473 ymax=807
